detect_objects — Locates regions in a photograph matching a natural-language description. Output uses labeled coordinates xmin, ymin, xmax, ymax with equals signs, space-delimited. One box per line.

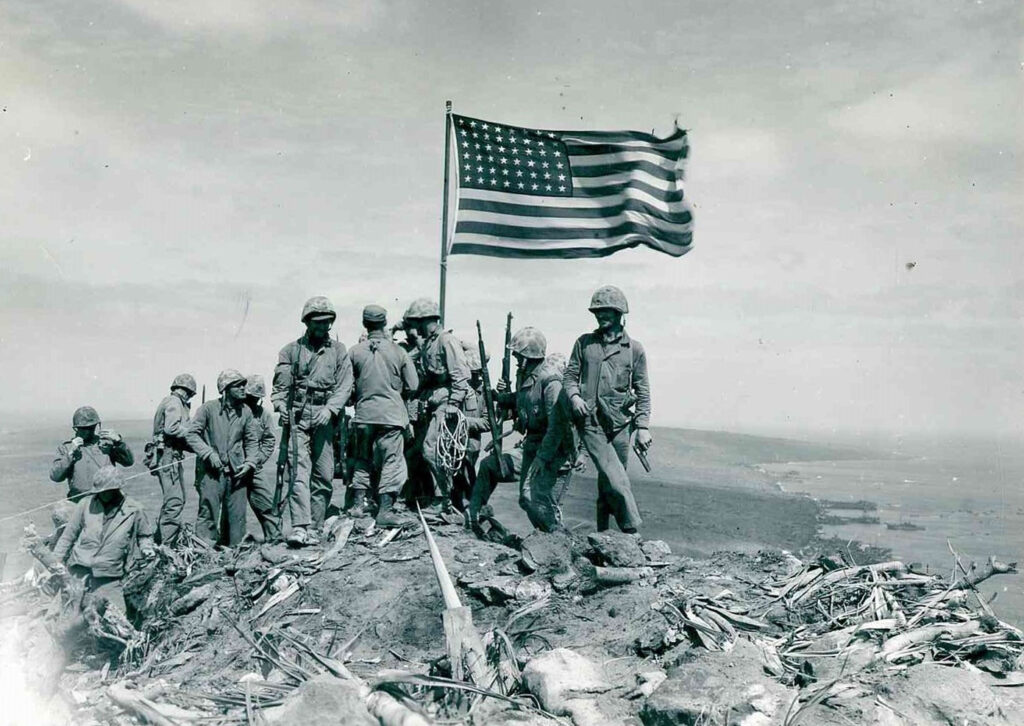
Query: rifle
xmin=499 ymin=313 xmax=513 ymax=416
xmin=273 ymin=358 xmax=302 ymax=515
xmin=477 ymin=321 xmax=511 ymax=479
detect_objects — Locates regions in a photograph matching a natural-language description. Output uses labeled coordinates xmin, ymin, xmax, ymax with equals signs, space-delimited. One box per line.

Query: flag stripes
xmin=449 ymin=114 xmax=693 ymax=259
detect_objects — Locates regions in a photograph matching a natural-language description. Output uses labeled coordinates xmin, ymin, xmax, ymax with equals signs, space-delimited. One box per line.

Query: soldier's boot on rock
xmin=375 ymin=493 xmax=407 ymax=528
xmin=348 ymin=489 xmax=371 ymax=518
xmin=287 ymin=525 xmax=320 ymax=547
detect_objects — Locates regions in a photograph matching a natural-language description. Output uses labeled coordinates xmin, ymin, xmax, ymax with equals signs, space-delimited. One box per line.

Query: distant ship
xmin=887 ymin=522 xmax=926 ymax=532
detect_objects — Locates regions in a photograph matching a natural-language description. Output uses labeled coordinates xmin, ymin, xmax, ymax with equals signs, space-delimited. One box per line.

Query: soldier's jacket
xmin=418 ymin=329 xmax=471 ymax=407
xmin=249 ymin=405 xmax=277 ymax=469
xmin=271 ymin=335 xmax=354 ymax=424
xmin=185 ymin=399 xmax=260 ymax=474
xmin=514 ymin=361 xmax=577 ymax=464
xmin=152 ymin=392 xmax=192 ymax=450
xmin=350 ymin=330 xmax=419 ymax=428
xmin=564 ymin=329 xmax=651 ymax=433
xmin=54 ymin=493 xmax=153 ymax=578
xmin=50 ymin=439 xmax=135 ymax=498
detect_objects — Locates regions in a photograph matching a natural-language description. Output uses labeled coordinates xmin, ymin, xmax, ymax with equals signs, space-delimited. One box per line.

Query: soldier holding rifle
xmin=272 ymin=296 xmax=354 ymax=546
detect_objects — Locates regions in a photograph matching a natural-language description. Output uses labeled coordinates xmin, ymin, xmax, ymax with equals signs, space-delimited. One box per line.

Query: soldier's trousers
xmin=421 ymin=409 xmax=452 ymax=499
xmin=196 ymin=469 xmax=248 ymax=546
xmin=287 ymin=419 xmax=335 ymax=530
xmin=351 ymin=424 xmax=406 ymax=498
xmin=580 ymin=425 xmax=642 ymax=532
xmin=156 ymin=449 xmax=186 ymax=545
xmin=249 ymin=466 xmax=281 ymax=541
xmin=519 ymin=440 xmax=573 ymax=533
xmin=468 ymin=451 xmax=520 ymax=521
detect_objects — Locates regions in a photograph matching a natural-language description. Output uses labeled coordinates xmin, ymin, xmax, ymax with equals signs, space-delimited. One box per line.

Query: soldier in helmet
xmin=564 ymin=286 xmax=652 ymax=534
xmin=244 ymin=375 xmax=282 ymax=541
xmin=484 ymin=328 xmax=577 ymax=532
xmin=348 ymin=305 xmax=419 ymax=526
xmin=272 ymin=296 xmax=354 ymax=546
xmin=150 ymin=373 xmax=197 ymax=544
xmin=185 ymin=369 xmax=259 ymax=546
xmin=50 ymin=406 xmax=135 ymax=500
xmin=402 ymin=298 xmax=471 ymax=515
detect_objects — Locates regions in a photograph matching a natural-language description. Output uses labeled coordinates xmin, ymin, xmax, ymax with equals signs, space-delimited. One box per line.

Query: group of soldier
xmin=45 ymin=285 xmax=652 ymax=610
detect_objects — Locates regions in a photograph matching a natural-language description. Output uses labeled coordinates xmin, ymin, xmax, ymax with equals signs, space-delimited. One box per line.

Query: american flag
xmin=449 ymin=114 xmax=693 ymax=259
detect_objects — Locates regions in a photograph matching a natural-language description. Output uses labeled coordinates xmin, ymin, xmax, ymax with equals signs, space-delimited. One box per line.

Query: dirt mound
xmin=5 ymin=514 xmax=1023 ymax=725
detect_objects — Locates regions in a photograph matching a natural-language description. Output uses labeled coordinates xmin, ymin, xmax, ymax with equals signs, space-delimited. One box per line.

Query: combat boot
xmin=348 ymin=489 xmax=371 ymax=518
xmin=375 ymin=494 xmax=407 ymax=528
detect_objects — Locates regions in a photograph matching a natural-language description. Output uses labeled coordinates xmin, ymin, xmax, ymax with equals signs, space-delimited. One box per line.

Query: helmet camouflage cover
xmin=509 ymin=327 xmax=547 ymax=359
xmin=72 ymin=406 xmax=101 ymax=428
xmin=171 ymin=373 xmax=197 ymax=394
xmin=216 ymin=368 xmax=247 ymax=394
xmin=301 ymin=296 xmax=337 ymax=322
xmin=403 ymin=298 xmax=440 ymax=320
xmin=244 ymin=374 xmax=266 ymax=398
xmin=588 ymin=285 xmax=629 ymax=314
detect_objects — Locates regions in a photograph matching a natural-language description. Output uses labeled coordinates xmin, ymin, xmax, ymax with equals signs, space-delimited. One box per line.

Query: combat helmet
xmin=216 ymin=369 xmax=247 ymax=394
xmin=588 ymin=285 xmax=629 ymax=314
xmin=403 ymin=298 xmax=441 ymax=320
xmin=72 ymin=406 xmax=101 ymax=428
xmin=171 ymin=373 xmax=197 ymax=394
xmin=509 ymin=327 xmax=547 ymax=359
xmin=245 ymin=374 xmax=266 ymax=398
xmin=91 ymin=465 xmax=124 ymax=493
xmin=301 ymin=296 xmax=337 ymax=323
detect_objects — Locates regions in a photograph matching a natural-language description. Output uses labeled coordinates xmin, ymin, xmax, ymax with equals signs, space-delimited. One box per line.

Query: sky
xmin=0 ymin=0 xmax=1021 ymax=440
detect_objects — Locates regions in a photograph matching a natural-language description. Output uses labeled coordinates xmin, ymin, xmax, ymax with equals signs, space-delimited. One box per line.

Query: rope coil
xmin=435 ymin=408 xmax=468 ymax=474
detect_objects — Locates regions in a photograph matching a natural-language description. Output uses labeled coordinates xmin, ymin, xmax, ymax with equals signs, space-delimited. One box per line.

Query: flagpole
xmin=439 ymin=100 xmax=453 ymax=325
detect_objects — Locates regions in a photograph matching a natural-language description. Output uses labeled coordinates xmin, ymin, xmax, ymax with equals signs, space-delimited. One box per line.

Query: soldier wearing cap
xmin=50 ymin=406 xmax=135 ymax=500
xmin=402 ymin=298 xmax=471 ymax=514
xmin=150 ymin=373 xmax=197 ymax=545
xmin=52 ymin=465 xmax=155 ymax=615
xmin=244 ymin=375 xmax=282 ymax=541
xmin=185 ymin=369 xmax=260 ymax=546
xmin=272 ymin=296 xmax=354 ymax=546
xmin=564 ymin=286 xmax=652 ymax=534
xmin=348 ymin=305 xmax=419 ymax=526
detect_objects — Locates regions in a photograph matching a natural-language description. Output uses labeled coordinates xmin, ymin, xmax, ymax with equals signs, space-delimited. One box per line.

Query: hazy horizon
xmin=2 ymin=1 xmax=1021 ymax=440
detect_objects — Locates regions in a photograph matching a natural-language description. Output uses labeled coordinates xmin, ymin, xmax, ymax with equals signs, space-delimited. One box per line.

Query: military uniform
xmin=50 ymin=408 xmax=134 ymax=499
xmin=272 ymin=334 xmax=354 ymax=530
xmin=185 ymin=389 xmax=260 ymax=546
xmin=417 ymin=327 xmax=472 ymax=500
xmin=514 ymin=360 xmax=577 ymax=531
xmin=151 ymin=385 xmax=192 ymax=544
xmin=349 ymin=326 xmax=419 ymax=501
xmin=564 ymin=329 xmax=650 ymax=532
xmin=246 ymin=376 xmax=282 ymax=541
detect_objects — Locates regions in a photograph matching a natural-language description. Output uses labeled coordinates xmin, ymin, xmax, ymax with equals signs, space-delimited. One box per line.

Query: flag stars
xmin=531 ymin=183 xmax=539 ymax=190
xmin=525 ymin=148 xmax=533 ymax=156
xmin=513 ymin=159 xmax=521 ymax=166
xmin=517 ymin=182 xmax=525 ymax=189
xmin=477 ymin=176 xmax=484 ymax=183
xmin=476 ymin=154 xmax=483 ymax=161
xmin=542 ymin=162 xmax=549 ymax=168
xmin=559 ymin=185 xmax=566 ymax=192
xmin=516 ymin=170 xmax=524 ymax=177
xmin=558 ymin=174 xmax=566 ymax=181
xmin=543 ymin=172 xmax=551 ymax=179
xmin=476 ymin=165 xmax=483 ymax=172
xmin=556 ymin=162 xmax=564 ymax=169
xmin=527 ymin=160 xmax=536 ymax=167
xmin=503 ymin=181 xmax=511 ymax=187
xmin=545 ymin=184 xmax=552 ymax=191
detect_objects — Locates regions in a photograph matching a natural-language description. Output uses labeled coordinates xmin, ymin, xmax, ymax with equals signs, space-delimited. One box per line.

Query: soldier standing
xmin=272 ymin=296 xmax=354 ymax=546
xmin=150 ymin=374 xmax=196 ymax=545
xmin=185 ymin=369 xmax=259 ymax=546
xmin=244 ymin=375 xmax=282 ymax=541
xmin=402 ymin=298 xmax=471 ymax=515
xmin=348 ymin=305 xmax=419 ymax=526
xmin=564 ymin=286 xmax=652 ymax=534
xmin=50 ymin=406 xmax=135 ymax=500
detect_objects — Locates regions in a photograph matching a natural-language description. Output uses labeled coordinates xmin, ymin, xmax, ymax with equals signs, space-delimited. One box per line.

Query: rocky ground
xmin=2 ymin=510 xmax=1023 ymax=726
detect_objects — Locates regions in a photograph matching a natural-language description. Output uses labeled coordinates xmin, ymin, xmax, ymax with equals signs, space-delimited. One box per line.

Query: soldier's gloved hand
xmin=206 ymin=452 xmax=223 ymax=471
xmin=427 ymin=389 xmax=449 ymax=409
xmin=312 ymin=408 xmax=333 ymax=428
xmin=234 ymin=462 xmax=255 ymax=479
xmin=99 ymin=429 xmax=122 ymax=444
xmin=635 ymin=428 xmax=653 ymax=451
xmin=570 ymin=394 xmax=590 ymax=419
xmin=495 ymin=379 xmax=510 ymax=395
xmin=140 ymin=541 xmax=156 ymax=558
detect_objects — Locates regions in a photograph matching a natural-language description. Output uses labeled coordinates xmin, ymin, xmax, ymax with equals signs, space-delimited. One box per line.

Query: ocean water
xmin=762 ymin=438 xmax=1024 ymax=627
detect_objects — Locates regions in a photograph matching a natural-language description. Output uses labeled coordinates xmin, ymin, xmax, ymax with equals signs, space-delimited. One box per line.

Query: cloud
xmin=112 ymin=0 xmax=384 ymax=35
